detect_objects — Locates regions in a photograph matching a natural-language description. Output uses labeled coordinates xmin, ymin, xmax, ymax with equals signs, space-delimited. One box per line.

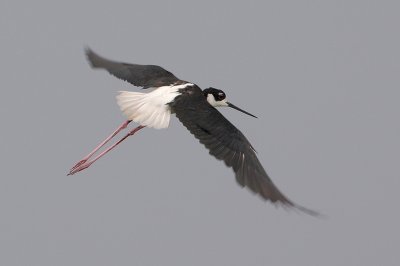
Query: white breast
xmin=116 ymin=83 xmax=192 ymax=129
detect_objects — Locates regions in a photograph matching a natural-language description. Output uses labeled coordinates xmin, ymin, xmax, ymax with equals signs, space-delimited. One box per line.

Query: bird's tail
xmin=116 ymin=91 xmax=171 ymax=129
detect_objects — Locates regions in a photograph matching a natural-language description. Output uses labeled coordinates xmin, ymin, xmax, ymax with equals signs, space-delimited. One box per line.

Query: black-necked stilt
xmin=68 ymin=48 xmax=319 ymax=216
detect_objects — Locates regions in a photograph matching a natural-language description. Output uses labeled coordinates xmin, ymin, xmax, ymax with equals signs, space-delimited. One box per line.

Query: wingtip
xmin=83 ymin=45 xmax=92 ymax=56
xmin=83 ymin=46 xmax=103 ymax=68
xmin=293 ymin=204 xmax=325 ymax=218
xmin=270 ymin=193 xmax=324 ymax=218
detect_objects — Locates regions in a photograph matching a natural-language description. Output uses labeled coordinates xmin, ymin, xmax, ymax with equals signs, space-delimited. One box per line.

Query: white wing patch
xmin=116 ymin=83 xmax=192 ymax=129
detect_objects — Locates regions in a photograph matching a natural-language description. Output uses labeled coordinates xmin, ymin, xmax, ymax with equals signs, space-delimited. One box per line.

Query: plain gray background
xmin=1 ymin=0 xmax=399 ymax=265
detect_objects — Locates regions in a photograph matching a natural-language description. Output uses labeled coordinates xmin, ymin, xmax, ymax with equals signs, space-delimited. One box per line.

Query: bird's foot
xmin=69 ymin=159 xmax=87 ymax=172
xmin=68 ymin=160 xmax=92 ymax=175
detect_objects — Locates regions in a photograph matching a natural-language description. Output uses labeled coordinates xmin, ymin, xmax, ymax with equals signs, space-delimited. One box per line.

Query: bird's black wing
xmin=170 ymin=85 xmax=318 ymax=215
xmin=85 ymin=48 xmax=181 ymax=88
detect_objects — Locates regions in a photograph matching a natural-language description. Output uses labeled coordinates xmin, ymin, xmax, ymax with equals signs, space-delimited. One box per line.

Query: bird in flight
xmin=68 ymin=48 xmax=319 ymax=216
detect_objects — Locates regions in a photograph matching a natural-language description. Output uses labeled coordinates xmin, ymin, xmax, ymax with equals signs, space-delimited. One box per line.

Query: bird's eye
xmin=217 ymin=92 xmax=225 ymax=100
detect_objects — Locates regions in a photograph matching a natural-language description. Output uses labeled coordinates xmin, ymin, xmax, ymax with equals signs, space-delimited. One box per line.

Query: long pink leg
xmin=68 ymin=125 xmax=145 ymax=175
xmin=69 ymin=120 xmax=132 ymax=173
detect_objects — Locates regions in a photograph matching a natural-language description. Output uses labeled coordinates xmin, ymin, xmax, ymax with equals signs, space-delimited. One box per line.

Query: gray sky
xmin=1 ymin=0 xmax=399 ymax=265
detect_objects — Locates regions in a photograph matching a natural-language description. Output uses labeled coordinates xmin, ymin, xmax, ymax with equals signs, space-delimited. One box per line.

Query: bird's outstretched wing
xmin=85 ymin=48 xmax=181 ymax=88
xmin=170 ymin=85 xmax=318 ymax=216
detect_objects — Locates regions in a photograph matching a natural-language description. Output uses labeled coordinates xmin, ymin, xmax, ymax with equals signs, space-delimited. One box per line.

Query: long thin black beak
xmin=227 ymin=102 xmax=258 ymax=118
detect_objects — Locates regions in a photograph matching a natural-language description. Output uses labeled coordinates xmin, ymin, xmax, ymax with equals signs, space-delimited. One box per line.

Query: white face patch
xmin=206 ymin=94 xmax=229 ymax=107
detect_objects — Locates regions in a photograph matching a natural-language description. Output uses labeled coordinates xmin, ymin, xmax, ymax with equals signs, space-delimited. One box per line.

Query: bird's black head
xmin=203 ymin=87 xmax=257 ymax=118
xmin=203 ymin=87 xmax=226 ymax=102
